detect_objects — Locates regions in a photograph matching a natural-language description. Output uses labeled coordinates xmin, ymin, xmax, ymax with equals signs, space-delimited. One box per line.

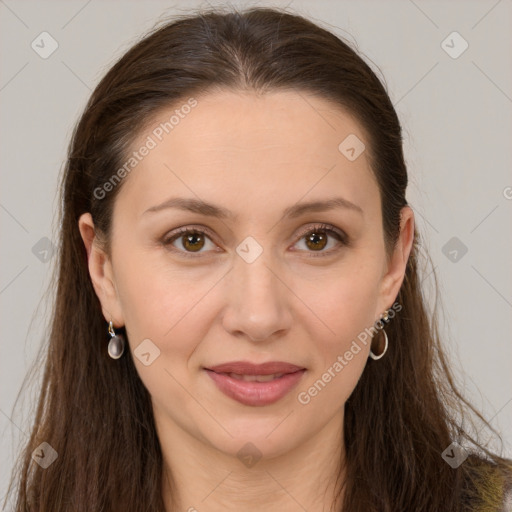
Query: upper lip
xmin=205 ymin=361 xmax=305 ymax=375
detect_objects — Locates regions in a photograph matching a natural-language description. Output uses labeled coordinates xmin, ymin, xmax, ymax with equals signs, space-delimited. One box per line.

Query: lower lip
xmin=204 ymin=369 xmax=306 ymax=406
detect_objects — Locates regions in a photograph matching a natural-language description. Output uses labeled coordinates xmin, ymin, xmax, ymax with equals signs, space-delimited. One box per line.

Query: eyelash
xmin=161 ymin=223 xmax=349 ymax=259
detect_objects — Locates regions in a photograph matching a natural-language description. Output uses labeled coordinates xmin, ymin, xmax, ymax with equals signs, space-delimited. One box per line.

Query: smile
xmin=204 ymin=368 xmax=306 ymax=406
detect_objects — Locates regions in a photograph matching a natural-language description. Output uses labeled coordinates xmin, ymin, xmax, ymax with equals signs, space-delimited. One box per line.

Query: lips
xmin=204 ymin=361 xmax=306 ymax=406
xmin=205 ymin=361 xmax=305 ymax=375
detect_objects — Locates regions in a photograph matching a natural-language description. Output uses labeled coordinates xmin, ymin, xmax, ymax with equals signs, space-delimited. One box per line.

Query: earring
xmin=107 ymin=320 xmax=125 ymax=359
xmin=369 ymin=309 xmax=390 ymax=360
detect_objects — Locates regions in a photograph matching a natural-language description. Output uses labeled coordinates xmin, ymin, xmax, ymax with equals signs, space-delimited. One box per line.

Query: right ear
xmin=78 ymin=212 xmax=125 ymax=328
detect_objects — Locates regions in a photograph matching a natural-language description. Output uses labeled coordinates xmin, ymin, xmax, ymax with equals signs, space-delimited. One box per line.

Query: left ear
xmin=377 ymin=205 xmax=415 ymax=310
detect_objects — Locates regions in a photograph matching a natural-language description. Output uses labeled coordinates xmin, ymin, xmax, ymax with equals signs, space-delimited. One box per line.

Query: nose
xmin=221 ymin=249 xmax=293 ymax=343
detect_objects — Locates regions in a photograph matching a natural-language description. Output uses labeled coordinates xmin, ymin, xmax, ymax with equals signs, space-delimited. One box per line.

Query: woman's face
xmin=80 ymin=89 xmax=413 ymax=461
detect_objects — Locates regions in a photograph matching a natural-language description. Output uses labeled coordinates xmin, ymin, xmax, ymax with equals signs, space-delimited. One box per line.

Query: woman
xmin=5 ymin=6 xmax=512 ymax=511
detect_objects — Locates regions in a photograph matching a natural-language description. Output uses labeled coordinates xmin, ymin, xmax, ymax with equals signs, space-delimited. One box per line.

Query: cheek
xmin=113 ymin=253 xmax=212 ymax=417
xmin=302 ymin=259 xmax=381 ymax=346
xmin=293 ymin=259 xmax=381 ymax=404
xmin=113 ymin=248 xmax=203 ymax=352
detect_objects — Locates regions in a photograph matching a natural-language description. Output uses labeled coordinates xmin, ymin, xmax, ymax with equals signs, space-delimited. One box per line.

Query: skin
xmin=79 ymin=90 xmax=414 ymax=511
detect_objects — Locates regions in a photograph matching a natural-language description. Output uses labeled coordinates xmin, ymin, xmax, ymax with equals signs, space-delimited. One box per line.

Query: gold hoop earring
xmin=369 ymin=309 xmax=390 ymax=360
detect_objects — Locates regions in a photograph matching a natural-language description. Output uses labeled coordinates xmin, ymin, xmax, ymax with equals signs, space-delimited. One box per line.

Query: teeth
xmin=226 ymin=372 xmax=285 ymax=382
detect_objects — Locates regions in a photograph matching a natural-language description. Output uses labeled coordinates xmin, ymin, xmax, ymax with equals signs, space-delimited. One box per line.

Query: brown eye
xmin=181 ymin=231 xmax=206 ymax=252
xmin=162 ymin=223 xmax=348 ymax=259
xmin=163 ymin=227 xmax=216 ymax=257
xmin=304 ymin=231 xmax=328 ymax=251
xmin=293 ymin=224 xmax=348 ymax=256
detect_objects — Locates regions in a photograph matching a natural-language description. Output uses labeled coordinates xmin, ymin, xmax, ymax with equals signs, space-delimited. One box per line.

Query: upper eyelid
xmin=163 ymin=223 xmax=347 ymax=249
xmin=295 ymin=223 xmax=346 ymax=239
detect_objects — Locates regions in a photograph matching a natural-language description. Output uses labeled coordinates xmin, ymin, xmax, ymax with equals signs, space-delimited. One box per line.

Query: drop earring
xmin=107 ymin=320 xmax=125 ymax=359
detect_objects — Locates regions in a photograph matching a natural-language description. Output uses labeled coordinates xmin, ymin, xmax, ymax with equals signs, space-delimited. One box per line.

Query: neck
xmin=159 ymin=409 xmax=346 ymax=512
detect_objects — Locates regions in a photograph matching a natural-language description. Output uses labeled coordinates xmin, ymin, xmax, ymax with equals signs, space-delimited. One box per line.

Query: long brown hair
xmin=5 ymin=6 xmax=511 ymax=511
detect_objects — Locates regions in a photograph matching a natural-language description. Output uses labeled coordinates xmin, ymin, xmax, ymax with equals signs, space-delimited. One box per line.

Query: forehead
xmin=114 ymin=89 xmax=378 ymax=221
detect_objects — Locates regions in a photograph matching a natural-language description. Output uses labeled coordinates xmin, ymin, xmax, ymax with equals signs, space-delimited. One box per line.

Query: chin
xmin=198 ymin=413 xmax=307 ymax=462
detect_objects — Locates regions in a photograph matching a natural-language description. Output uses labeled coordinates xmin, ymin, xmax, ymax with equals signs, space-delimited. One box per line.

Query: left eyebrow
xmin=282 ymin=197 xmax=363 ymax=219
xmin=142 ymin=196 xmax=363 ymax=220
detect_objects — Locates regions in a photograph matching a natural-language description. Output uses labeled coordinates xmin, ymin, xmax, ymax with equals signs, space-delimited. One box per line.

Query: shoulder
xmin=502 ymin=489 xmax=512 ymax=512
xmin=462 ymin=454 xmax=512 ymax=512
xmin=499 ymin=482 xmax=512 ymax=512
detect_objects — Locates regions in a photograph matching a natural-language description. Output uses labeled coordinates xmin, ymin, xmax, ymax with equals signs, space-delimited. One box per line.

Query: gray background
xmin=1 ymin=0 xmax=511 ymax=504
